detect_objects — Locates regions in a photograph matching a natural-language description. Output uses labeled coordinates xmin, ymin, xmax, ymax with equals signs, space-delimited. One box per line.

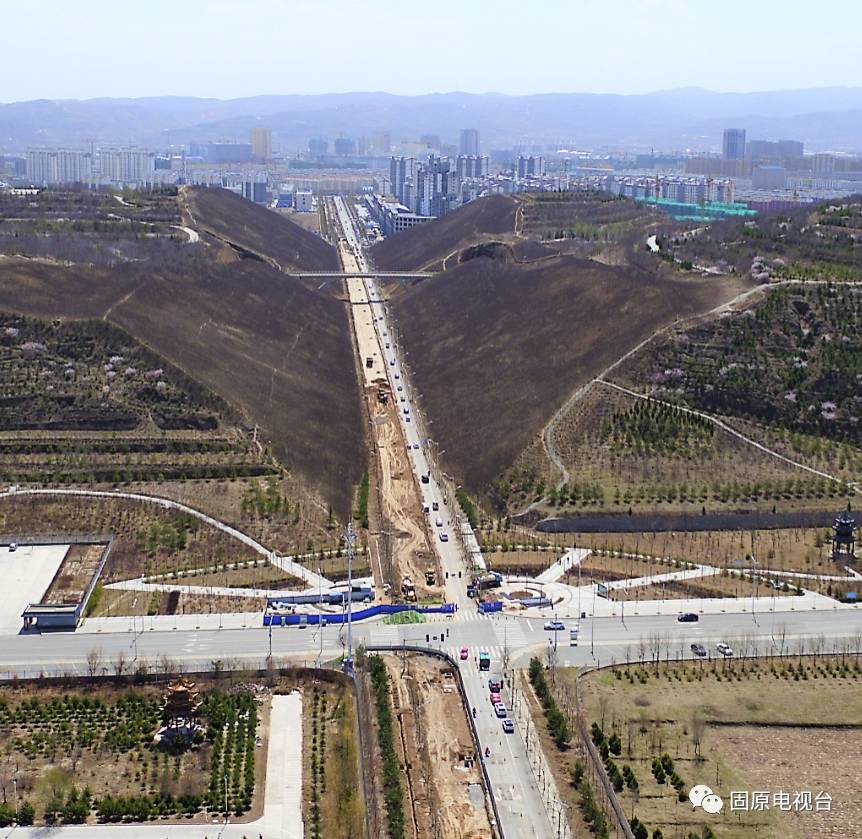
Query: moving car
xmin=412 ymin=443 xmax=419 ymax=449
xmin=544 ymin=619 xmax=565 ymax=631
xmin=435 ymin=516 xmax=443 ymax=528
xmin=488 ymin=678 xmax=502 ymax=692
xmin=494 ymin=702 xmax=507 ymax=718
xmin=459 ymin=647 xmax=469 ymax=660
xmin=677 ymin=612 xmax=699 ymax=623
xmin=439 ymin=532 xmax=449 ymax=542
xmin=690 ymin=643 xmax=707 ymax=657
xmin=716 ymin=642 xmax=734 ymax=657
xmin=502 ymin=719 xmax=515 ymax=734
xmin=489 ymin=691 xmax=501 ymax=704
xmin=432 ymin=501 xmax=439 ymax=511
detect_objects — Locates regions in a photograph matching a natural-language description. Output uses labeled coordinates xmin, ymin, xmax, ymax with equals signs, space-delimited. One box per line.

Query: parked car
xmin=494 ymin=702 xmax=507 ymax=718
xmin=690 ymin=643 xmax=707 ymax=658
xmin=459 ymin=647 xmax=469 ymax=660
xmin=716 ymin=642 xmax=734 ymax=657
xmin=488 ymin=678 xmax=502 ymax=692
xmin=677 ymin=612 xmax=699 ymax=623
xmin=502 ymin=719 xmax=515 ymax=734
xmin=544 ymin=619 xmax=565 ymax=631
xmin=8 ymin=542 xmax=17 ymax=552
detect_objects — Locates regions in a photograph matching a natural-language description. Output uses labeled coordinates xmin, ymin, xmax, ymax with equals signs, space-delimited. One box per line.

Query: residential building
xmin=334 ymin=138 xmax=356 ymax=156
xmin=722 ymin=128 xmax=746 ymax=160
xmin=459 ymin=128 xmax=480 ymax=156
xmin=250 ymin=127 xmax=272 ymax=160
xmin=99 ymin=149 xmax=155 ymax=184
xmin=308 ymin=138 xmax=328 ymax=156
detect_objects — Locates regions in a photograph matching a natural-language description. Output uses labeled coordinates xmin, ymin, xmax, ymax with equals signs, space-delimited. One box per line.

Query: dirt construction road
xmin=386 ymin=654 xmax=493 ymax=839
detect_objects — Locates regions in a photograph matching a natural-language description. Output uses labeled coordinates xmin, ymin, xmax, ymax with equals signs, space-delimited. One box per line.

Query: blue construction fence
xmin=263 ymin=602 xmax=455 ymax=626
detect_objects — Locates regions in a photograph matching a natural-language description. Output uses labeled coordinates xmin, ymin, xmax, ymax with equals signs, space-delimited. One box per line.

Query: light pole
xmin=591 ymin=583 xmax=597 ymax=658
xmin=345 ymin=523 xmax=356 ymax=669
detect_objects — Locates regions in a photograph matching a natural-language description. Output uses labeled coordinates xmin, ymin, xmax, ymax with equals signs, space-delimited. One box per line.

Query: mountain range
xmin=2 ymin=87 xmax=862 ymax=153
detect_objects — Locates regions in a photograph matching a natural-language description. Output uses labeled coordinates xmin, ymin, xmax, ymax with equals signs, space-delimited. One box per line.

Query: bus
xmin=478 ymin=651 xmax=490 ymax=671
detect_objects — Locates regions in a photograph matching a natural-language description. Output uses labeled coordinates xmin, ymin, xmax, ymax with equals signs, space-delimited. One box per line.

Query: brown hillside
xmin=0 ymin=256 xmax=364 ymax=515
xmin=390 ymin=255 xmax=753 ymax=498
xmin=371 ymin=194 xmax=519 ymax=272
xmin=183 ymin=186 xmax=339 ymax=274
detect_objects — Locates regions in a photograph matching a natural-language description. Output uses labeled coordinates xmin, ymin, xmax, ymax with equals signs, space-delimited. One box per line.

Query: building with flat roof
xmin=459 ymin=128 xmax=480 ymax=157
xmin=723 ymin=128 xmax=746 ymax=161
xmin=250 ymin=126 xmax=272 ymax=160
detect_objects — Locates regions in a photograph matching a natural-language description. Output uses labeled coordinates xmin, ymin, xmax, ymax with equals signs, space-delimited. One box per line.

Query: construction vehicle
xmin=474 ymin=571 xmax=503 ymax=591
xmin=424 ymin=567 xmax=436 ymax=585
xmin=400 ymin=576 xmax=417 ymax=602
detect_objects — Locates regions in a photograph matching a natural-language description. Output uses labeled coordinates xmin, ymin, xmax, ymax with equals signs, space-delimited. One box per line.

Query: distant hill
xmin=390 ymin=254 xmax=753 ymax=500
xmin=184 ymin=186 xmax=338 ymax=275
xmin=371 ymin=194 xmax=519 ymax=272
xmin=3 ymin=88 xmax=862 ymax=152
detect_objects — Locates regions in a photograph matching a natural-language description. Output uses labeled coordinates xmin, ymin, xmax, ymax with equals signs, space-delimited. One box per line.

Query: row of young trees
xmin=367 ymin=655 xmax=405 ymax=839
xmin=528 ymin=658 xmax=571 ymax=749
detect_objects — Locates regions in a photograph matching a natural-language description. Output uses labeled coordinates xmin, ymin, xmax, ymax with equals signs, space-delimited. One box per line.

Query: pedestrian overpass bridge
xmin=288 ymin=270 xmax=435 ymax=280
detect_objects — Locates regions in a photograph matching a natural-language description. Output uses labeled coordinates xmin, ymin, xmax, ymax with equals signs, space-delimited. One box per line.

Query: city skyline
xmin=2 ymin=0 xmax=862 ymax=102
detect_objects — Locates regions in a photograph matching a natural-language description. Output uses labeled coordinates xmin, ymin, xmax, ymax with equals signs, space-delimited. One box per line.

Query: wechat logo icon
xmin=689 ymin=784 xmax=724 ymax=815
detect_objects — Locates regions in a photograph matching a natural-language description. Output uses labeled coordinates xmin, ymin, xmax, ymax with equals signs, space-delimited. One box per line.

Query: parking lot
xmin=0 ymin=543 xmax=68 ymax=634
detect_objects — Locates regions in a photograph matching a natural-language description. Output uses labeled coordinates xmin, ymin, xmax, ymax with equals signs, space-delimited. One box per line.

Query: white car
xmin=412 ymin=443 xmax=419 ymax=450
xmin=715 ymin=642 xmax=734 ymax=657
xmin=439 ymin=532 xmax=449 ymax=542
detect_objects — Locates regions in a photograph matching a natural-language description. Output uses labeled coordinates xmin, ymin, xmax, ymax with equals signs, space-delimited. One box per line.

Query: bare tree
xmin=85 ymin=648 xmax=104 ymax=682
xmin=112 ymin=651 xmax=128 ymax=680
xmin=691 ymin=712 xmax=706 ymax=760
xmin=598 ymin=693 xmax=610 ymax=732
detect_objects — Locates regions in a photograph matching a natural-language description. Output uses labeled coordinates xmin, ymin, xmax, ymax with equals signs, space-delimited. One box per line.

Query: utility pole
xmin=345 ymin=523 xmax=356 ymax=668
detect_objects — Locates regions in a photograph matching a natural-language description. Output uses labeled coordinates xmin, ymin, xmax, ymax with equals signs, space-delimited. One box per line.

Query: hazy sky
xmin=3 ymin=0 xmax=862 ymax=102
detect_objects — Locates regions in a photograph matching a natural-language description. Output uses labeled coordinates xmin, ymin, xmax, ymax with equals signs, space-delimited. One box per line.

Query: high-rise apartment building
xmin=517 ymin=155 xmax=545 ymax=178
xmin=26 ymin=149 xmax=94 ymax=185
xmin=99 ymin=149 xmax=155 ymax=184
xmin=459 ymin=128 xmax=480 ymax=157
xmin=389 ymin=156 xmax=416 ymax=203
xmin=722 ymin=128 xmax=746 ymax=160
xmin=250 ymin=127 xmax=272 ymax=160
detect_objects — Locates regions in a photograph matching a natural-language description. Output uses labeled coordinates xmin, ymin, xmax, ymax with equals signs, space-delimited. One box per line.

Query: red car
xmin=459 ymin=647 xmax=469 ymax=660
xmin=489 ymin=691 xmax=501 ymax=704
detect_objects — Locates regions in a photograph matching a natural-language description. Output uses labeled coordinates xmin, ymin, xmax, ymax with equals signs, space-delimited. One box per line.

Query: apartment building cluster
xmin=25 ymin=147 xmax=156 ymax=187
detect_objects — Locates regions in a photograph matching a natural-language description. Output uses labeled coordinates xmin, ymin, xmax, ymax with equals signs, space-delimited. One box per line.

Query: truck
xmin=474 ymin=571 xmax=503 ymax=591
xmin=400 ymin=576 xmax=417 ymax=602
xmin=478 ymin=651 xmax=491 ymax=671
xmin=424 ymin=567 xmax=436 ymax=586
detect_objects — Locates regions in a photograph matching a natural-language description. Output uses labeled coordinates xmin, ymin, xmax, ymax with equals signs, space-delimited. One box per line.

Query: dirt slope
xmin=184 ymin=186 xmax=339 ymax=273
xmin=370 ymin=194 xmax=519 ymax=272
xmin=0 ymin=257 xmax=364 ymax=515
xmin=391 ymin=254 xmax=753 ymax=499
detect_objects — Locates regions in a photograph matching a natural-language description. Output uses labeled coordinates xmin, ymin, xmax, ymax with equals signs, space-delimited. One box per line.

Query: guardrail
xmin=367 ymin=644 xmax=505 ymax=839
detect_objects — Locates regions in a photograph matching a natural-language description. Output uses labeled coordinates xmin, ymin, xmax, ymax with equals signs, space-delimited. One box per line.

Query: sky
xmin=3 ymin=0 xmax=862 ymax=102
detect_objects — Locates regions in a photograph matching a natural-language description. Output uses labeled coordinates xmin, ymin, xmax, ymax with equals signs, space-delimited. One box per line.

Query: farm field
xmin=570 ymin=657 xmax=862 ymax=839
